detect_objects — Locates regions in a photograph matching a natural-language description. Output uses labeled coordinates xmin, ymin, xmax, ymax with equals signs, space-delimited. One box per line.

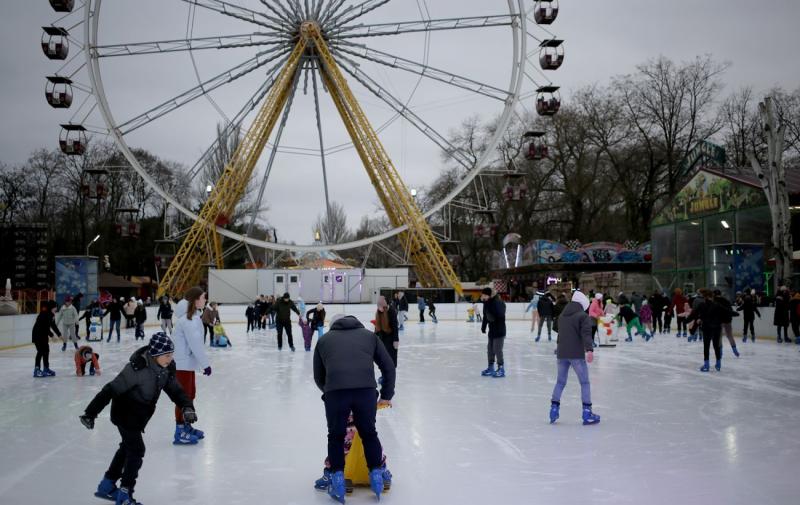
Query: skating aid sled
xmin=344 ymin=403 xmax=391 ymax=494
xmin=86 ymin=317 xmax=103 ymax=342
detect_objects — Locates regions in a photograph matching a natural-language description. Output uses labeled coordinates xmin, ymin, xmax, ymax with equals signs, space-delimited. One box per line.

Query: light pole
xmin=86 ymin=234 xmax=100 ymax=256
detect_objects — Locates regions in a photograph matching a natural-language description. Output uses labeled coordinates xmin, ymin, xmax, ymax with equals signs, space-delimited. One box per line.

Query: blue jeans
xmin=551 ymin=359 xmax=592 ymax=405
xmin=107 ymin=319 xmax=121 ymax=342
xmin=317 ymin=326 xmax=324 ymax=338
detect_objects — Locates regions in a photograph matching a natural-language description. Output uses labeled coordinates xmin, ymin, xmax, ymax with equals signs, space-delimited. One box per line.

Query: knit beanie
xmin=481 ymin=287 xmax=492 ymax=296
xmin=377 ymin=296 xmax=388 ymax=309
xmin=572 ymin=291 xmax=590 ymax=311
xmin=148 ymin=332 xmax=175 ymax=357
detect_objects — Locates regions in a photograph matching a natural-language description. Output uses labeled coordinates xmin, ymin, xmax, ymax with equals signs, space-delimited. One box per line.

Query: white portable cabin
xmin=208 ymin=268 xmax=409 ymax=304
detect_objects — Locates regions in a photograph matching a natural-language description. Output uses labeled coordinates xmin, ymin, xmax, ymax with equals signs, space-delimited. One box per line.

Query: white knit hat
xmin=572 ymin=291 xmax=590 ymax=311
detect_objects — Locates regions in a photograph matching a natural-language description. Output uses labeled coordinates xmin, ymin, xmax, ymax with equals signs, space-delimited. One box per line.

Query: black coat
xmin=104 ymin=301 xmax=123 ymax=320
xmin=482 ymin=296 xmax=507 ymax=338
xmin=774 ymin=292 xmax=790 ymax=326
xmin=157 ymin=302 xmax=173 ymax=320
xmin=84 ymin=347 xmax=193 ymax=432
xmin=790 ymin=297 xmax=800 ymax=324
xmin=134 ymin=306 xmax=147 ymax=324
xmin=397 ymin=296 xmax=409 ymax=312
xmin=307 ymin=308 xmax=326 ymax=328
xmin=31 ymin=310 xmax=61 ymax=344
xmin=536 ymin=295 xmax=554 ymax=317
xmin=275 ymin=298 xmax=300 ymax=323
xmin=738 ymin=295 xmax=761 ymax=320
xmin=688 ymin=298 xmax=726 ymax=330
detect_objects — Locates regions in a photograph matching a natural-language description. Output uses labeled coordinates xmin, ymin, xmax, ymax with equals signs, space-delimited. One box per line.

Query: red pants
xmin=174 ymin=370 xmax=196 ymax=423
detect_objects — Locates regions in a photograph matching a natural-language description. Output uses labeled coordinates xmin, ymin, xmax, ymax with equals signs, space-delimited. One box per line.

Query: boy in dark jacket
xmin=536 ymin=293 xmax=554 ymax=342
xmin=156 ymin=296 xmax=173 ymax=335
xmin=32 ymin=300 xmax=61 ymax=377
xmin=738 ymin=289 xmax=761 ymax=342
xmin=549 ymin=291 xmax=600 ymax=425
xmin=133 ymin=301 xmax=147 ymax=341
xmin=688 ymin=289 xmax=726 ymax=372
xmin=80 ymin=333 xmax=196 ymax=505
xmin=480 ymin=288 xmax=507 ymax=378
xmin=245 ymin=303 xmax=256 ymax=333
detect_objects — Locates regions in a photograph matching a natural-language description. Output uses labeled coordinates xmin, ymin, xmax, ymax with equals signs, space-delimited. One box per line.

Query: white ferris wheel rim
xmin=84 ymin=0 xmax=528 ymax=253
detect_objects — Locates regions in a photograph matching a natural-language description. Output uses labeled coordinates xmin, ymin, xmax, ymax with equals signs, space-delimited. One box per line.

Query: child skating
xmin=32 ymin=300 xmax=61 ymax=377
xmin=74 ymin=345 xmax=101 ymax=376
xmin=80 ymin=333 xmax=197 ymax=505
xmin=549 ymin=291 xmax=600 ymax=425
xmin=57 ymin=296 xmax=80 ymax=351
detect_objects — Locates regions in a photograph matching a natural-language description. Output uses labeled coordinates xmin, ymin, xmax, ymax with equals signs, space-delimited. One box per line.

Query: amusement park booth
xmin=650 ymin=167 xmax=800 ymax=299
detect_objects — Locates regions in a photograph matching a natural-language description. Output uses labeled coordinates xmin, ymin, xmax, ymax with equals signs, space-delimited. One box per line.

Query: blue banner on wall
xmin=733 ymin=245 xmax=764 ymax=294
xmin=55 ymin=256 xmax=99 ymax=308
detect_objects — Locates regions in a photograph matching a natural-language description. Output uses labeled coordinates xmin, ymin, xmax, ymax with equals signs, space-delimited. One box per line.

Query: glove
xmin=586 ymin=351 xmax=594 ymax=364
xmin=203 ymin=366 xmax=212 ymax=376
xmin=79 ymin=415 xmax=95 ymax=430
xmin=182 ymin=407 xmax=198 ymax=424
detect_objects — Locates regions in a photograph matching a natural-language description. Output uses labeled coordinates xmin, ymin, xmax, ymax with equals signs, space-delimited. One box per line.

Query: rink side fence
xmin=0 ymin=304 xmax=782 ymax=350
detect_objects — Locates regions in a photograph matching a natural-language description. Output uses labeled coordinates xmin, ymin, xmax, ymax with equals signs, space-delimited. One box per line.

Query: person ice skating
xmin=396 ymin=291 xmax=408 ymax=331
xmin=245 ymin=303 xmax=256 ymax=333
xmin=123 ymin=297 xmax=137 ymax=329
xmin=201 ymin=301 xmax=220 ymax=345
xmin=313 ymin=314 xmax=396 ymax=503
xmin=307 ymin=303 xmax=327 ymax=339
xmin=639 ymin=299 xmax=654 ymax=336
xmin=790 ymin=290 xmax=800 ymax=344
xmin=671 ymin=288 xmax=689 ymax=337
xmin=663 ymin=296 xmax=674 ymax=334
xmin=480 ymin=287 xmax=507 ymax=378
xmin=171 ymin=287 xmax=211 ymax=444
xmin=374 ymin=296 xmax=399 ymax=367
xmin=536 ymin=292 xmax=554 ymax=342
xmin=619 ymin=302 xmax=651 ymax=342
xmin=133 ymin=300 xmax=147 ymax=341
xmin=549 ymin=291 xmax=600 ymax=425
xmin=275 ymin=293 xmax=301 ymax=351
xmin=427 ymin=298 xmax=438 ymax=323
xmin=211 ymin=322 xmax=231 ymax=347
xmin=157 ymin=296 xmax=173 ymax=335
xmin=75 ymin=345 xmax=101 ymax=376
xmin=774 ymin=286 xmax=791 ymax=343
xmin=649 ymin=291 xmax=666 ymax=334
xmin=104 ymin=298 xmax=124 ymax=342
xmin=57 ymin=296 xmax=80 ymax=351
xmin=32 ymin=300 xmax=61 ymax=377
xmin=737 ymin=289 xmax=760 ymax=342
xmin=687 ymin=292 xmax=706 ymax=342
xmin=417 ymin=296 xmax=426 ymax=323
xmin=687 ymin=289 xmax=726 ymax=372
xmin=588 ymin=293 xmax=604 ymax=347
xmin=80 ymin=332 xmax=197 ymax=505
xmin=80 ymin=300 xmax=102 ymax=339
xmin=525 ymin=290 xmax=542 ymax=333
xmin=714 ymin=290 xmax=740 ymax=357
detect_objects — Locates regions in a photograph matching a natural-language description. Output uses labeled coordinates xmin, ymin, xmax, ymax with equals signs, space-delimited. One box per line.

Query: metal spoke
xmin=92 ymin=33 xmax=287 ymax=58
xmin=335 ymin=43 xmax=511 ymax=102
xmin=178 ymin=0 xmax=283 ymax=31
xmin=246 ymin=63 xmax=303 ymax=235
xmin=319 ymin=0 xmax=347 ymax=27
xmin=334 ymin=53 xmax=475 ymax=170
xmin=311 ymin=60 xmax=332 ymax=221
xmin=186 ymin=56 xmax=295 ymax=181
xmin=326 ymin=0 xmax=391 ymax=29
xmin=119 ymin=47 xmax=291 ymax=135
xmin=333 ymin=14 xmax=516 ymax=39
xmin=259 ymin=0 xmax=295 ymax=26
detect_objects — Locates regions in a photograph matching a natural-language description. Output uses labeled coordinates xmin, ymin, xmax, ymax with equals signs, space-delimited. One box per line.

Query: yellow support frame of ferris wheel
xmin=158 ymin=21 xmax=462 ymax=298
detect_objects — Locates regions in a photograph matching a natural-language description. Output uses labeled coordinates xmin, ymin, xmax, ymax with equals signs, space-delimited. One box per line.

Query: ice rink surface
xmin=1 ymin=318 xmax=799 ymax=505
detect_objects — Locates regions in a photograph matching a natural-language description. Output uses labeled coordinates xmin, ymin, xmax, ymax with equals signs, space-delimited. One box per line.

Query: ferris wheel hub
xmin=300 ymin=20 xmax=321 ymax=38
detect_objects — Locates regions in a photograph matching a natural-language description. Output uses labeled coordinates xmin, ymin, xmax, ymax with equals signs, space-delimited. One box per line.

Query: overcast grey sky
xmin=2 ymin=0 xmax=799 ymax=244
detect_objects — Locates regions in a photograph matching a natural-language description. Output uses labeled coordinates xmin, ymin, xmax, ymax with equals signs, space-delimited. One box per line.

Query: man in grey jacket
xmin=549 ymin=291 xmax=600 ymax=426
xmin=313 ymin=315 xmax=396 ymax=503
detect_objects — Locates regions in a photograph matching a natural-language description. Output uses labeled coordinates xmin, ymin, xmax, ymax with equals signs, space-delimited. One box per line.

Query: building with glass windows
xmin=651 ymin=167 xmax=800 ymax=298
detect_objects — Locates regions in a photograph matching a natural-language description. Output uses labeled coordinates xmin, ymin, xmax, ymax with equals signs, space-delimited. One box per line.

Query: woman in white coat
xmin=171 ymin=286 xmax=211 ymax=445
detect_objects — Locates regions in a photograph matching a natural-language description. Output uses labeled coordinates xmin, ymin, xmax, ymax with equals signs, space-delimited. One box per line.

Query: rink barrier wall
xmin=0 ymin=305 xmax=786 ymax=349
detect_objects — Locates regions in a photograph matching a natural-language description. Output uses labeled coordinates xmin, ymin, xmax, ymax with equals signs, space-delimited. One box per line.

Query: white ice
xmin=1 ymin=317 xmax=799 ymax=505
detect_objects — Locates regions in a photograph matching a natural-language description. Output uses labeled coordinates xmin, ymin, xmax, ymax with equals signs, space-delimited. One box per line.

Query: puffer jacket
xmin=84 ymin=346 xmax=193 ymax=432
xmin=588 ymin=298 xmax=604 ymax=320
xmin=555 ymin=301 xmax=594 ymax=360
xmin=172 ymin=299 xmax=210 ymax=372
xmin=56 ymin=304 xmax=79 ymax=327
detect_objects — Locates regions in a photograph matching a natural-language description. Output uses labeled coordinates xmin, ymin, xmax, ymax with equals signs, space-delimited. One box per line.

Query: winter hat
xmin=137 ymin=299 xmax=143 ymax=305
xmin=594 ymin=293 xmax=603 ymax=300
xmin=481 ymin=287 xmax=492 ymax=296
xmin=45 ymin=300 xmax=58 ymax=311
xmin=572 ymin=291 xmax=590 ymax=311
xmin=65 ymin=295 xmax=73 ymax=303
xmin=282 ymin=292 xmax=290 ymax=300
xmin=148 ymin=332 xmax=174 ymax=357
xmin=377 ymin=296 xmax=388 ymax=309
xmin=316 ymin=303 xmax=323 ymax=310
xmin=329 ymin=313 xmax=347 ymax=326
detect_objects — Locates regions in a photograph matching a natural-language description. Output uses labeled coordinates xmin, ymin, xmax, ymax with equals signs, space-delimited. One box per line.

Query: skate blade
xmin=93 ymin=491 xmax=117 ymax=502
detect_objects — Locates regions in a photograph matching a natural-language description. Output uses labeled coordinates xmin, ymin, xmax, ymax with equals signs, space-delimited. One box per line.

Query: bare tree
xmin=0 ymin=164 xmax=34 ymax=224
xmin=312 ymin=200 xmax=351 ymax=244
xmin=748 ymin=96 xmax=793 ymax=288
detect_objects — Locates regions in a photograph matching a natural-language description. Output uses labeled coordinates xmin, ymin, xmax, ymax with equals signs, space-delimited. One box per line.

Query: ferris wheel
xmin=42 ymin=0 xmax=563 ymax=296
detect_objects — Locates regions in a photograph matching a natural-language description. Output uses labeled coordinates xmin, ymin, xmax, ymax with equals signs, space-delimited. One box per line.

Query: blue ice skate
xmin=173 ymin=425 xmax=199 ymax=445
xmin=535 ymin=335 xmax=540 ymax=342
xmin=94 ymin=477 xmax=119 ymax=501
xmin=480 ymin=365 xmax=495 ymax=377
xmin=328 ymin=470 xmax=346 ymax=504
xmin=186 ymin=423 xmax=204 ymax=439
xmin=582 ymin=406 xmax=600 ymax=425
xmin=115 ymin=487 xmax=141 ymax=505
xmin=314 ymin=468 xmax=331 ymax=490
xmin=33 ymin=367 xmax=44 ymax=378
xmin=732 ymin=345 xmax=740 ymax=357
xmin=549 ymin=402 xmax=560 ymax=424
xmin=381 ymin=465 xmax=392 ymax=490
xmin=715 ymin=359 xmax=721 ymax=371
xmin=492 ymin=365 xmax=506 ymax=378
xmin=699 ymin=360 xmax=710 ymax=372
xmin=369 ymin=468 xmax=384 ymax=500
xmin=624 ymin=336 xmax=633 ymax=342
xmin=43 ymin=368 xmax=56 ymax=377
